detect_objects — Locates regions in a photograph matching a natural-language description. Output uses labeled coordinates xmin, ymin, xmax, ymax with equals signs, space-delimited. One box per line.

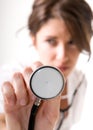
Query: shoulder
xmin=68 ymin=69 xmax=86 ymax=80
xmin=69 ymin=69 xmax=87 ymax=124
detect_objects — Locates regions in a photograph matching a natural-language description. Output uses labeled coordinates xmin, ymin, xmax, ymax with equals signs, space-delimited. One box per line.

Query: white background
xmin=0 ymin=0 xmax=34 ymax=65
xmin=0 ymin=0 xmax=93 ymax=129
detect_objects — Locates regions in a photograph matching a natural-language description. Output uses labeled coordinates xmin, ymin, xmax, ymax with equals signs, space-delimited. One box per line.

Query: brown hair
xmin=28 ymin=0 xmax=93 ymax=56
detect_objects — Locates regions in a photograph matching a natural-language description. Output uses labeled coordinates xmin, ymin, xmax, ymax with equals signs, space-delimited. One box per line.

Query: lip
xmin=57 ymin=66 xmax=69 ymax=72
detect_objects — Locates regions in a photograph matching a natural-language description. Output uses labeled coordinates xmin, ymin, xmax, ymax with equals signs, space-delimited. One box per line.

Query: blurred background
xmin=0 ymin=0 xmax=93 ymax=129
xmin=0 ymin=0 xmax=34 ymax=65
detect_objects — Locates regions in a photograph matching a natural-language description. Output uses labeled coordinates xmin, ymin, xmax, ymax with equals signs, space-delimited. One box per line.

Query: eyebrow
xmin=45 ymin=35 xmax=58 ymax=39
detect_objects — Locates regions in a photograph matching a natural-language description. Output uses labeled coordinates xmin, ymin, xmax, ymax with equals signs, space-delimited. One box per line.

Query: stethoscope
xmin=28 ymin=65 xmax=65 ymax=130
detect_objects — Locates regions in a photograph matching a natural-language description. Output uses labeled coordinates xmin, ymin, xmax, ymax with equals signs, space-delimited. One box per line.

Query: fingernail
xmin=2 ymin=85 xmax=10 ymax=94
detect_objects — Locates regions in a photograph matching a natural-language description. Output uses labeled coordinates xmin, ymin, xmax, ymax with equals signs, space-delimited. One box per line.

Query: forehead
xmin=36 ymin=18 xmax=71 ymax=38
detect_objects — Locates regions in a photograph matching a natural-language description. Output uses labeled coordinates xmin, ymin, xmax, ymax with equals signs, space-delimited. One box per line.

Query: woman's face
xmin=32 ymin=18 xmax=80 ymax=78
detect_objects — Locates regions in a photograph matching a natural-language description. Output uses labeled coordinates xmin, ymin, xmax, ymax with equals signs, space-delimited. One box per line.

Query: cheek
xmin=38 ymin=49 xmax=55 ymax=63
xmin=70 ymin=51 xmax=80 ymax=65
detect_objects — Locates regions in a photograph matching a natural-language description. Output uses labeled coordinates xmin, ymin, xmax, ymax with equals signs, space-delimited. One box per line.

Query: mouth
xmin=57 ymin=66 xmax=69 ymax=73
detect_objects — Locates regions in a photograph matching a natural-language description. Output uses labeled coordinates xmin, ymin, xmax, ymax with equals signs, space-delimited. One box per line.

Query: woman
xmin=0 ymin=0 xmax=93 ymax=130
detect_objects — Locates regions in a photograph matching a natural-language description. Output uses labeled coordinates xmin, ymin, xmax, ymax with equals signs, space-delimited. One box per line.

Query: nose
xmin=56 ymin=45 xmax=68 ymax=62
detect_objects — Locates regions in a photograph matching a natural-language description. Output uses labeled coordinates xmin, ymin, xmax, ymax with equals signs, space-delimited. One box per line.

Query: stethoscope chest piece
xmin=30 ymin=66 xmax=65 ymax=99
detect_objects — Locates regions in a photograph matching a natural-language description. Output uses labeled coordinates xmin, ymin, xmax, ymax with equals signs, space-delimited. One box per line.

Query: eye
xmin=67 ymin=39 xmax=78 ymax=51
xmin=68 ymin=39 xmax=77 ymax=47
xmin=46 ymin=38 xmax=57 ymax=46
xmin=68 ymin=39 xmax=75 ymax=45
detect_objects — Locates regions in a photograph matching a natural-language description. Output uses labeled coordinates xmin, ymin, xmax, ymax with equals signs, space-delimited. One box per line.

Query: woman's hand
xmin=34 ymin=96 xmax=61 ymax=130
xmin=1 ymin=62 xmax=60 ymax=130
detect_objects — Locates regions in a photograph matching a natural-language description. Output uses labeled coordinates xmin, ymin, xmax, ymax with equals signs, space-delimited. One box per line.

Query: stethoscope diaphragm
xmin=30 ymin=66 xmax=65 ymax=100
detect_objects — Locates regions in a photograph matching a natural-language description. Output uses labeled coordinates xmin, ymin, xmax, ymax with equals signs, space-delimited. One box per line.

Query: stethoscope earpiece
xmin=30 ymin=66 xmax=65 ymax=100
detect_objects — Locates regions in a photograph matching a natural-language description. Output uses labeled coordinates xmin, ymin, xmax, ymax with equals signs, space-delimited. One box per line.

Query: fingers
xmin=1 ymin=61 xmax=44 ymax=112
xmin=23 ymin=67 xmax=36 ymax=102
xmin=23 ymin=67 xmax=33 ymax=87
xmin=12 ymin=72 xmax=29 ymax=106
xmin=2 ymin=82 xmax=16 ymax=106
xmin=31 ymin=61 xmax=43 ymax=71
